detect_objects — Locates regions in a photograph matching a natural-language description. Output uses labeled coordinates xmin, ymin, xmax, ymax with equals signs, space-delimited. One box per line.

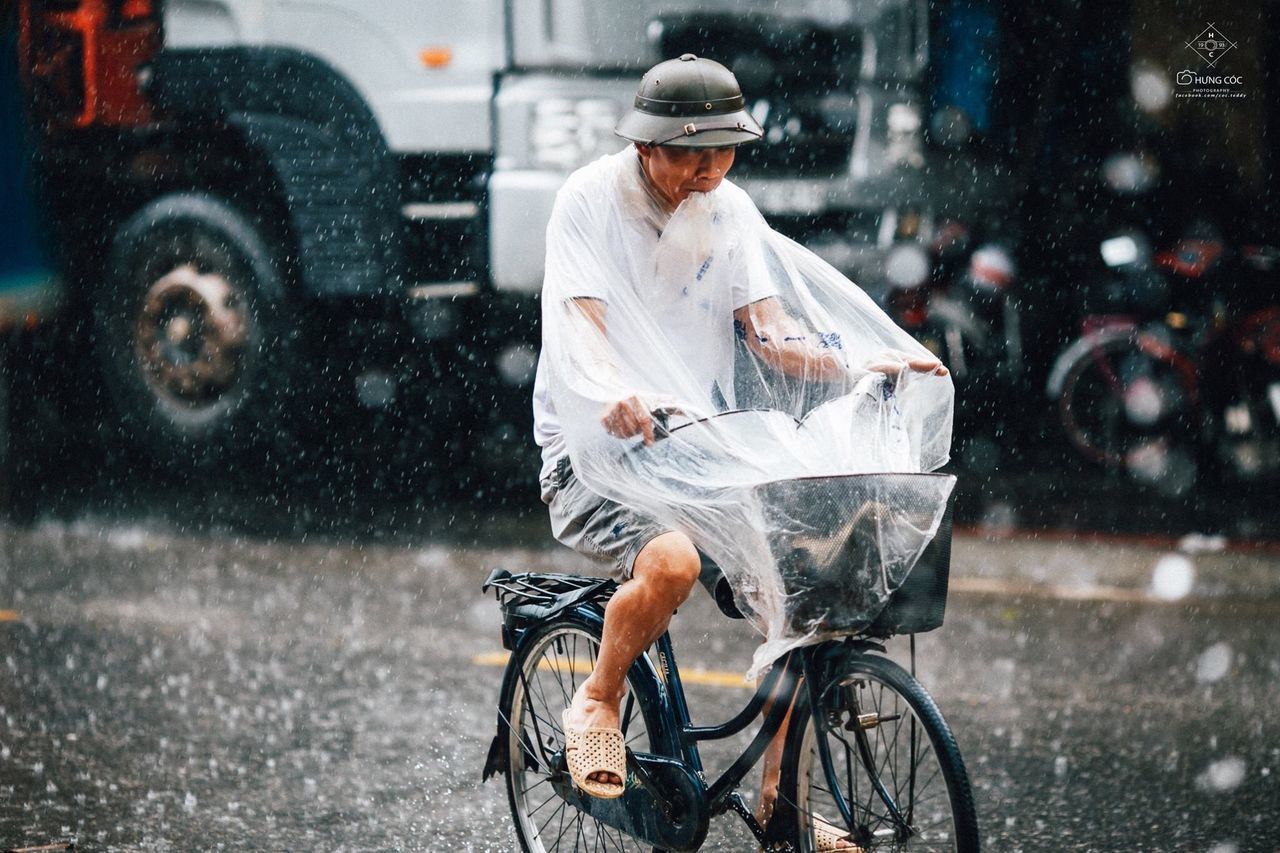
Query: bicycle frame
xmin=505 ymin=594 xmax=909 ymax=850
xmin=484 ymin=565 xmax=934 ymax=850
xmin=505 ymin=600 xmax=802 ymax=849
xmin=653 ymin=630 xmax=799 ymax=815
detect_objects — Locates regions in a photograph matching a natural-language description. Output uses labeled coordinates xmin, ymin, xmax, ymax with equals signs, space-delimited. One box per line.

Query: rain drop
xmin=1195 ymin=642 xmax=1232 ymax=684
xmin=1197 ymin=756 xmax=1246 ymax=793
xmin=1150 ymin=554 xmax=1195 ymax=600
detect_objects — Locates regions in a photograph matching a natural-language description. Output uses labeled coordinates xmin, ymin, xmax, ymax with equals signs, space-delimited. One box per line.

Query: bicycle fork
xmin=817 ymin=677 xmax=918 ymax=845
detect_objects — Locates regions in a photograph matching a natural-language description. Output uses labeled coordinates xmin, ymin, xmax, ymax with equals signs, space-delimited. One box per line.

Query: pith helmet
xmin=615 ymin=54 xmax=764 ymax=148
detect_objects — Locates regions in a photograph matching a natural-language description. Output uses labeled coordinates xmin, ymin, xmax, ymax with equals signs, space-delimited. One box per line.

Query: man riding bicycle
xmin=533 ymin=55 xmax=948 ymax=849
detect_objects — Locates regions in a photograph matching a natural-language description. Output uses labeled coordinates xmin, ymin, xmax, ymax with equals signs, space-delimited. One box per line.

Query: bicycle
xmin=481 ymin=470 xmax=977 ymax=852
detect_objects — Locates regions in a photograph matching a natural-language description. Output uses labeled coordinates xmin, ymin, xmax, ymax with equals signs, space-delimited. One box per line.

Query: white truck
xmin=18 ymin=0 xmax=979 ymax=474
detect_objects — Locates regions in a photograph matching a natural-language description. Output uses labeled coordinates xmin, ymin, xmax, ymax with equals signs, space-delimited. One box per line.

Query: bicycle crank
xmin=551 ymin=750 xmax=710 ymax=851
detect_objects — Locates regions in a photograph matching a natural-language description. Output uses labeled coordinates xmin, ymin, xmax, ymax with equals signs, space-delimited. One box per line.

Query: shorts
xmin=541 ymin=456 xmax=670 ymax=582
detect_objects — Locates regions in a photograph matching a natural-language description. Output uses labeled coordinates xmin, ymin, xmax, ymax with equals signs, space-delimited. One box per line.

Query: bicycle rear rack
xmin=482 ymin=569 xmax=617 ymax=648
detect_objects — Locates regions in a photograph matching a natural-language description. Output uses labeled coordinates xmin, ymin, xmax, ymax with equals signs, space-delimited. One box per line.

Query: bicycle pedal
xmin=842 ymin=710 xmax=903 ymax=731
xmin=847 ymin=712 xmax=880 ymax=731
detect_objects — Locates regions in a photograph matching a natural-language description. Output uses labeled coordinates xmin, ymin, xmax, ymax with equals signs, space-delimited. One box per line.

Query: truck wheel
xmin=96 ymin=192 xmax=303 ymax=468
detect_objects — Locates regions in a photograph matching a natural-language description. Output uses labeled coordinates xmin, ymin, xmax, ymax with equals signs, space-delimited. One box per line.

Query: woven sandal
xmin=813 ymin=814 xmax=863 ymax=852
xmin=561 ymin=709 xmax=626 ymax=799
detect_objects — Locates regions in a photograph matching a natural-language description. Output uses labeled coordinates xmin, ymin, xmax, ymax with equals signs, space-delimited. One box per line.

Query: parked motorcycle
xmin=880 ymin=212 xmax=1025 ymax=471
xmin=1046 ymin=231 xmax=1280 ymax=494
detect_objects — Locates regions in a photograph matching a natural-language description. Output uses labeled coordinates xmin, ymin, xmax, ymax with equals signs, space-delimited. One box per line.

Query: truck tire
xmin=96 ymin=192 xmax=304 ymax=468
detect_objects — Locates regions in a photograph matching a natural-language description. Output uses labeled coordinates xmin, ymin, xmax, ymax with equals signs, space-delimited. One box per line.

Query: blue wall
xmin=1 ymin=21 xmax=54 ymax=299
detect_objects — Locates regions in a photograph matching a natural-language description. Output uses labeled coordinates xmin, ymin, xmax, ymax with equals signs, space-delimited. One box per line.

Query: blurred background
xmin=3 ymin=4 xmax=1280 ymax=851
xmin=2 ymin=0 xmax=1277 ymax=538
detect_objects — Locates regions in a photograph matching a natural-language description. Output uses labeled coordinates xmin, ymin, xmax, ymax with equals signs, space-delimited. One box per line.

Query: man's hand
xmin=601 ymin=396 xmax=656 ymax=445
xmin=866 ymin=355 xmax=950 ymax=377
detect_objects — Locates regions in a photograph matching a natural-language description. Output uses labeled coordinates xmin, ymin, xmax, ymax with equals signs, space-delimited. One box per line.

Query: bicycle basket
xmin=753 ymin=473 xmax=956 ymax=637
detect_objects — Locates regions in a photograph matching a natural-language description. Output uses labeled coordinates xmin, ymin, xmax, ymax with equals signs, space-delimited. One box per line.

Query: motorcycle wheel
xmin=1051 ymin=327 xmax=1201 ymax=490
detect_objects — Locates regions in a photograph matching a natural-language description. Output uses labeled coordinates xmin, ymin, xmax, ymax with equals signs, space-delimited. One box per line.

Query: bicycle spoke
xmin=568 ymin=810 xmax=585 ymax=850
xmin=544 ymin=798 xmax=571 ymax=847
xmin=523 ymin=700 xmax=564 ymax=765
xmin=520 ymin=771 xmax=552 ymax=796
xmin=619 ymin=691 xmax=636 ymax=738
xmin=530 ymin=669 xmax=563 ymax=726
xmin=528 ymin=786 xmax=562 ymax=818
xmin=570 ymin=635 xmax=580 ymax=698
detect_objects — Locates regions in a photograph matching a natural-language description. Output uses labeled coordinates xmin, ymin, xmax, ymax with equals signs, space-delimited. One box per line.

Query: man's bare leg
xmin=758 ymin=690 xmax=858 ymax=849
xmin=757 ymin=700 xmax=791 ymax=828
xmin=564 ymin=531 xmax=700 ymax=787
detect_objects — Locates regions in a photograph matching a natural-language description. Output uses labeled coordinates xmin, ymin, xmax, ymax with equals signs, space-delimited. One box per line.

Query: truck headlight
xmin=531 ymin=98 xmax=623 ymax=172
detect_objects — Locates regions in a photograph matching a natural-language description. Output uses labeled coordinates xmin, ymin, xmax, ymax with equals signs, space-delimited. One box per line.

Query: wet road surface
xmin=2 ymin=517 xmax=1278 ymax=851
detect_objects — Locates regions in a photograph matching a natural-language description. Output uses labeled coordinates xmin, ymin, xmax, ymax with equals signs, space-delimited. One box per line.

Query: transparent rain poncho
xmin=541 ymin=147 xmax=956 ymax=675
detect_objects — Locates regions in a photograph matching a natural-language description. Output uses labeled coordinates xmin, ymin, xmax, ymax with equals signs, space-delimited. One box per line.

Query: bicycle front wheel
xmin=785 ymin=654 xmax=978 ymax=852
xmin=504 ymin=618 xmax=663 ymax=852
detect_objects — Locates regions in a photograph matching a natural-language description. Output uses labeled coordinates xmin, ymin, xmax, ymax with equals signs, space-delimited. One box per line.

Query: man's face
xmin=637 ymin=145 xmax=736 ymax=208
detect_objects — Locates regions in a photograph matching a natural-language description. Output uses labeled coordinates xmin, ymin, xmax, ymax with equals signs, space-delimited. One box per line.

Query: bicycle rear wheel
xmin=785 ymin=653 xmax=978 ymax=852
xmin=504 ymin=618 xmax=662 ymax=852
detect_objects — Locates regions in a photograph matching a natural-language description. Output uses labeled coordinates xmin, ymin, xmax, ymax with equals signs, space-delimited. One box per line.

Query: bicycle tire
xmin=502 ymin=616 xmax=667 ymax=853
xmin=782 ymin=653 xmax=978 ymax=852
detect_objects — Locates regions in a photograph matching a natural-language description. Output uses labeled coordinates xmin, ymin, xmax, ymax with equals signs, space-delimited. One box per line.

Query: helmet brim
xmin=615 ymin=108 xmax=763 ymax=149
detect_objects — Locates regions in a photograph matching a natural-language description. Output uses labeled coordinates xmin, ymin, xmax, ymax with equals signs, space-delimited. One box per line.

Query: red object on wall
xmin=17 ymin=0 xmax=162 ymax=129
xmin=1154 ymin=239 xmax=1225 ymax=279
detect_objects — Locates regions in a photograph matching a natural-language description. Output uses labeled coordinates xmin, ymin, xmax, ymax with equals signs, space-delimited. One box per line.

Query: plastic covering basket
xmin=753 ymin=473 xmax=955 ymax=638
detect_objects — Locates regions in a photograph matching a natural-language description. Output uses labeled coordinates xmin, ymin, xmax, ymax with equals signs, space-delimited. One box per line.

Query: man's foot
xmin=563 ymin=682 xmax=624 ymax=788
xmin=811 ymin=815 xmax=863 ymax=851
xmin=756 ymin=794 xmax=860 ymax=851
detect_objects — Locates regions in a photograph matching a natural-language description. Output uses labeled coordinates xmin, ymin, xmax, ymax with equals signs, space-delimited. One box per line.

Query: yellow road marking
xmin=949 ymin=576 xmax=1280 ymax=612
xmin=0 ymin=610 xmax=20 ymax=622
xmin=670 ymin=669 xmax=753 ymax=690
xmin=472 ymin=651 xmax=592 ymax=675
xmin=947 ymin=573 xmax=1157 ymax=601
xmin=952 ymin=576 xmax=1176 ymax=605
xmin=472 ymin=651 xmax=752 ymax=690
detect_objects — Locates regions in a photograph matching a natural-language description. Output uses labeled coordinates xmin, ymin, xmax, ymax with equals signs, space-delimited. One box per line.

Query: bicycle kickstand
xmin=724 ymin=791 xmax=768 ymax=846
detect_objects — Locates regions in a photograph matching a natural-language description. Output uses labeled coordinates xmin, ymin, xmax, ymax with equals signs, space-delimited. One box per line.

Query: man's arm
xmin=566 ymin=297 xmax=658 ymax=445
xmin=734 ymin=297 xmax=848 ymax=382
xmin=734 ymin=297 xmax=948 ymax=381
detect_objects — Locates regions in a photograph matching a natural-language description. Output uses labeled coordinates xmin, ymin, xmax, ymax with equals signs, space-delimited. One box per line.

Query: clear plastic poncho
xmin=541 ymin=148 xmax=955 ymax=676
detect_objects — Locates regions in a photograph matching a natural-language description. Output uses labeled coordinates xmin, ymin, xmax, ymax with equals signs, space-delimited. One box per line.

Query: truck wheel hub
xmin=135 ymin=263 xmax=250 ymax=406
